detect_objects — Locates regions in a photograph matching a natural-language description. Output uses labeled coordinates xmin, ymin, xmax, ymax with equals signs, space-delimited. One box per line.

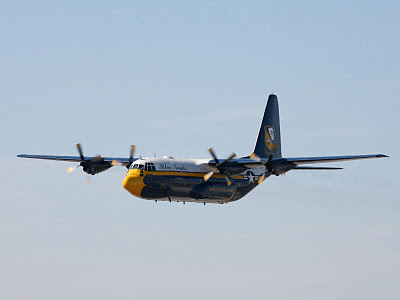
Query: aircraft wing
xmin=209 ymin=153 xmax=388 ymax=175
xmin=212 ymin=154 xmax=388 ymax=166
xmin=284 ymin=154 xmax=388 ymax=165
xmin=17 ymin=154 xmax=132 ymax=165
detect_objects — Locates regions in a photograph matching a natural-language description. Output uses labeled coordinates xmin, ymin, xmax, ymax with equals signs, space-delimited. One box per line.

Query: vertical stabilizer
xmin=253 ymin=94 xmax=282 ymax=158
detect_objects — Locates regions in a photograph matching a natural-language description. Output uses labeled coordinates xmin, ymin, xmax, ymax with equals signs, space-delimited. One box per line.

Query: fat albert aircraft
xmin=18 ymin=94 xmax=388 ymax=204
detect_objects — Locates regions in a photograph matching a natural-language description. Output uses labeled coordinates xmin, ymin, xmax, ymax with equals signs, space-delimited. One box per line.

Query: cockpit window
xmin=130 ymin=164 xmax=144 ymax=170
xmin=130 ymin=162 xmax=156 ymax=171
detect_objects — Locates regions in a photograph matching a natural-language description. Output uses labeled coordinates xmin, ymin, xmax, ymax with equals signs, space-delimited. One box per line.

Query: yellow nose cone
xmin=122 ymin=170 xmax=145 ymax=198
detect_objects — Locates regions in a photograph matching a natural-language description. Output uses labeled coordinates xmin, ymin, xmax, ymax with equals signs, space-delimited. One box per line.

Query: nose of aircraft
xmin=122 ymin=170 xmax=145 ymax=198
xmin=122 ymin=175 xmax=132 ymax=189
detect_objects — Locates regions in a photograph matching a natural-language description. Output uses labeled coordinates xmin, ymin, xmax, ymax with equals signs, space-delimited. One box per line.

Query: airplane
xmin=17 ymin=94 xmax=388 ymax=204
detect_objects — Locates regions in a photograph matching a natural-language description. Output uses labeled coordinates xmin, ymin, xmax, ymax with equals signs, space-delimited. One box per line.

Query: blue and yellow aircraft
xmin=18 ymin=94 xmax=388 ymax=204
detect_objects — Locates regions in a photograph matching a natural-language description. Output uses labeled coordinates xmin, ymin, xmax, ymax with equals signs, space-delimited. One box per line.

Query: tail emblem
xmin=264 ymin=126 xmax=277 ymax=153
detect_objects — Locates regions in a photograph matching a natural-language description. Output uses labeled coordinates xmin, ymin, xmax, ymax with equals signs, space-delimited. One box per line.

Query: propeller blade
xmin=112 ymin=160 xmax=124 ymax=166
xmin=250 ymin=153 xmax=261 ymax=162
xmin=258 ymin=172 xmax=271 ymax=184
xmin=219 ymin=153 xmax=236 ymax=171
xmin=250 ymin=153 xmax=273 ymax=164
xmin=67 ymin=166 xmax=79 ymax=173
xmin=76 ymin=143 xmax=84 ymax=161
xmin=225 ymin=153 xmax=237 ymax=163
xmin=265 ymin=154 xmax=273 ymax=172
xmin=203 ymin=171 xmax=214 ymax=181
xmin=251 ymin=153 xmax=274 ymax=173
xmin=208 ymin=148 xmax=220 ymax=165
xmin=224 ymin=175 xmax=233 ymax=186
xmin=126 ymin=145 xmax=136 ymax=169
xmin=258 ymin=173 xmax=265 ymax=184
xmin=86 ymin=174 xmax=92 ymax=185
xmin=129 ymin=145 xmax=135 ymax=165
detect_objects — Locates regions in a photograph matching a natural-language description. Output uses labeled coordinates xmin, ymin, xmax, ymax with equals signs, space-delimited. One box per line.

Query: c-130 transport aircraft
xmin=18 ymin=94 xmax=388 ymax=204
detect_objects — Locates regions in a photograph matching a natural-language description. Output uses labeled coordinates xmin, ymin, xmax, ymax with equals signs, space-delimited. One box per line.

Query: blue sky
xmin=1 ymin=1 xmax=399 ymax=299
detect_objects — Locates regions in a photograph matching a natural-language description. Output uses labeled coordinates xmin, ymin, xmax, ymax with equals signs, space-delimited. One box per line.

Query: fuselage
xmin=122 ymin=156 xmax=265 ymax=204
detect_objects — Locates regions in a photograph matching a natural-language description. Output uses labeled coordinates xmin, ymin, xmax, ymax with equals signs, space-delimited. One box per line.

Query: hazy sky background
xmin=1 ymin=1 xmax=399 ymax=299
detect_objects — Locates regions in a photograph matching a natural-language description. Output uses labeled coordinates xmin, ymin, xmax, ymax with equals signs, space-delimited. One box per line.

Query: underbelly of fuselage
xmin=122 ymin=170 xmax=259 ymax=204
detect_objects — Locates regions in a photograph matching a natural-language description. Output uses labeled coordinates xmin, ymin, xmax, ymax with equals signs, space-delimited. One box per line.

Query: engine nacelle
xmin=80 ymin=160 xmax=112 ymax=175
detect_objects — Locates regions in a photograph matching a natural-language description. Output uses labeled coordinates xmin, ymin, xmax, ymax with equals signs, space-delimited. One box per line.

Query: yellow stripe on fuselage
xmin=142 ymin=170 xmax=243 ymax=179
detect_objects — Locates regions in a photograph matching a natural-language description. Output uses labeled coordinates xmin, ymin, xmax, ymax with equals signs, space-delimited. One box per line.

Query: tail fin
xmin=253 ymin=94 xmax=282 ymax=158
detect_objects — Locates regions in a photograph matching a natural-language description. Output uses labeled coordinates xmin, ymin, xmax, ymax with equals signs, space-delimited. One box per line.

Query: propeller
xmin=250 ymin=144 xmax=279 ymax=184
xmin=67 ymin=144 xmax=111 ymax=179
xmin=112 ymin=145 xmax=136 ymax=168
xmin=67 ymin=143 xmax=85 ymax=174
xmin=204 ymin=148 xmax=236 ymax=186
xmin=66 ymin=144 xmax=91 ymax=184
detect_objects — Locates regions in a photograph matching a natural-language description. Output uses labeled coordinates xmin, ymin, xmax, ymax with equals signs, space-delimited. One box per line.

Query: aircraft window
xmin=130 ymin=164 xmax=144 ymax=169
xmin=142 ymin=163 xmax=156 ymax=171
